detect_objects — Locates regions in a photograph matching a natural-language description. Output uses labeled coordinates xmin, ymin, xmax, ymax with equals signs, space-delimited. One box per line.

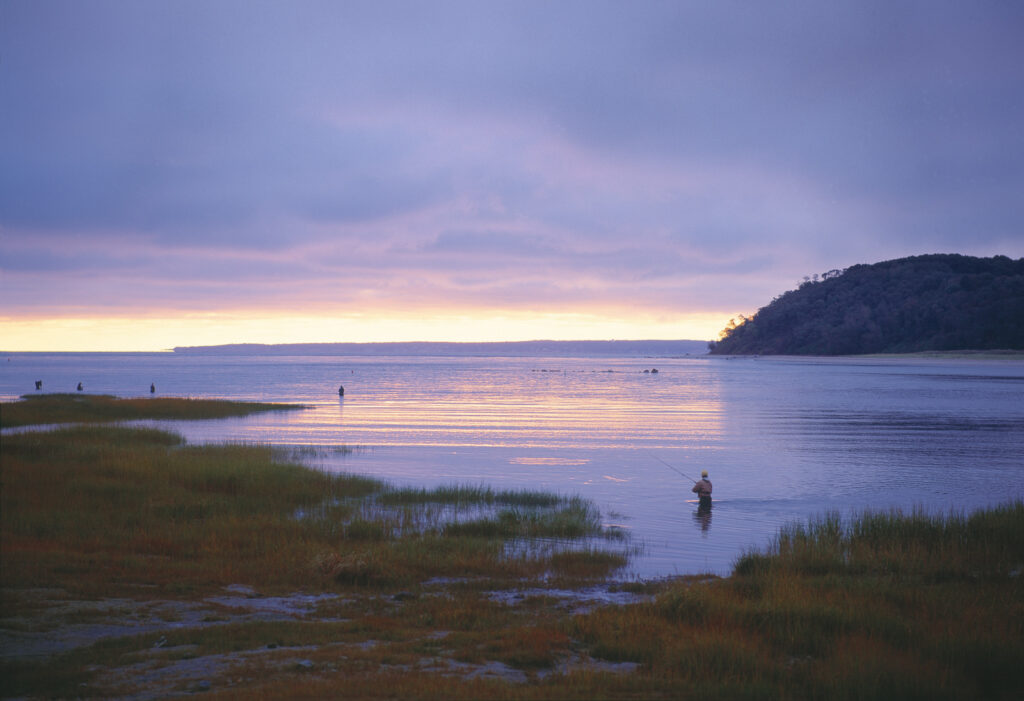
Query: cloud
xmin=1 ymin=0 xmax=1022 ymax=341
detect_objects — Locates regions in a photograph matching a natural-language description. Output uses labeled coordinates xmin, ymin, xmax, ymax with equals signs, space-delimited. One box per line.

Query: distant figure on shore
xmin=35 ymin=380 xmax=42 ymax=390
xmin=150 ymin=383 xmax=155 ymax=394
xmin=692 ymin=470 xmax=712 ymax=507
xmin=338 ymin=385 xmax=345 ymax=397
xmin=77 ymin=382 xmax=83 ymax=391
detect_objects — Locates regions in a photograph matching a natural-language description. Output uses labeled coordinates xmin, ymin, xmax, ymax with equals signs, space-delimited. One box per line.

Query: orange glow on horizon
xmin=0 ymin=310 xmax=725 ymax=352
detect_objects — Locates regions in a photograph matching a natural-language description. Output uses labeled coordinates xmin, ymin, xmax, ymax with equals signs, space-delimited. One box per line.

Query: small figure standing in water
xmin=150 ymin=383 xmax=155 ymax=394
xmin=338 ymin=385 xmax=345 ymax=397
xmin=35 ymin=380 xmax=42 ymax=390
xmin=77 ymin=382 xmax=83 ymax=391
xmin=692 ymin=470 xmax=712 ymax=508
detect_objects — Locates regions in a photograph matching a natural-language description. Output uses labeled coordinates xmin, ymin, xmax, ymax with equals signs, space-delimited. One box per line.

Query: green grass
xmin=0 ymin=392 xmax=305 ymax=427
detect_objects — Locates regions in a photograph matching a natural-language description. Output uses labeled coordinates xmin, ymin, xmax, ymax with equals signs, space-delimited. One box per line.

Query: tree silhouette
xmin=711 ymin=254 xmax=1024 ymax=355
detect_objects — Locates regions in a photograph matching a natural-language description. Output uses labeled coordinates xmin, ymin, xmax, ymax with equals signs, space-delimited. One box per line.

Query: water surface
xmin=4 ymin=353 xmax=1022 ymax=578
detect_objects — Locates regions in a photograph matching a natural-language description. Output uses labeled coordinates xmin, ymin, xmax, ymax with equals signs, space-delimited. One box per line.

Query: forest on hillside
xmin=709 ymin=254 xmax=1024 ymax=355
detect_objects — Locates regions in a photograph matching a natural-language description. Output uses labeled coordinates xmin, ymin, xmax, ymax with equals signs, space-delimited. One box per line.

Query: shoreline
xmin=709 ymin=349 xmax=1024 ymax=360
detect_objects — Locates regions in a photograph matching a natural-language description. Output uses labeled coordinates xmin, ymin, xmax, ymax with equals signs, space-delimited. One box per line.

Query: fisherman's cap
xmin=701 ymin=470 xmax=708 ymax=477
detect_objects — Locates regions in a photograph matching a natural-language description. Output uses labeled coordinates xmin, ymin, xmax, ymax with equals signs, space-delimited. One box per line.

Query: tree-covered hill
xmin=710 ymin=254 xmax=1024 ymax=355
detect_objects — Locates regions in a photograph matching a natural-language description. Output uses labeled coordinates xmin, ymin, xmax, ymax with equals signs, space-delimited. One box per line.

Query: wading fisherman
xmin=692 ymin=470 xmax=712 ymax=507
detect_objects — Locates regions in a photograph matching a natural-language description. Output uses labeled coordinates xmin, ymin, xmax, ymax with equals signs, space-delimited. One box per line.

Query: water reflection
xmin=274 ymin=358 xmax=728 ymax=450
xmin=693 ymin=501 xmax=712 ymax=534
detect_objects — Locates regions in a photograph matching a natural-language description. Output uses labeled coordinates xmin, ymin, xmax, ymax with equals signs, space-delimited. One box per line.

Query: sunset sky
xmin=2 ymin=1 xmax=1023 ymax=351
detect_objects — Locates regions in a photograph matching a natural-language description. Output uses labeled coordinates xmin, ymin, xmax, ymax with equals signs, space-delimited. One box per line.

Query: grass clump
xmin=441 ymin=498 xmax=609 ymax=540
xmin=735 ymin=503 xmax=1024 ymax=581
xmin=0 ymin=392 xmax=305 ymax=428
xmin=377 ymin=484 xmax=564 ymax=508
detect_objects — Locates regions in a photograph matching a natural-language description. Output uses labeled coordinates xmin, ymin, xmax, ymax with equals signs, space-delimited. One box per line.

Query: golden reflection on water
xmin=167 ymin=358 xmax=727 ymax=457
xmin=510 ymin=457 xmax=591 ymax=465
xmin=312 ymin=370 xmax=725 ymax=449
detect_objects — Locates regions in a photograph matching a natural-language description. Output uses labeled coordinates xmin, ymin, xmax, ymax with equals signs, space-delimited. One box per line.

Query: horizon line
xmin=4 ymin=338 xmax=714 ymax=354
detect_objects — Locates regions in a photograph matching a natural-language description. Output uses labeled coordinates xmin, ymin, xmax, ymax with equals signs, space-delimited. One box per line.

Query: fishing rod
xmin=645 ymin=450 xmax=699 ymax=484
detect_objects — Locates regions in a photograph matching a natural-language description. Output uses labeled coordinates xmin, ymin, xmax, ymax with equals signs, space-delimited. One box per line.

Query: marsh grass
xmin=6 ymin=455 xmax=1022 ymax=699
xmin=1 ymin=417 xmax=634 ymax=697
xmin=0 ymin=392 xmax=304 ymax=428
xmin=1 ymin=427 xmax=628 ymax=600
xmin=441 ymin=501 xmax=605 ymax=540
xmin=568 ymin=502 xmax=1024 ymax=699
xmin=735 ymin=503 xmax=1024 ymax=581
xmin=296 ymin=484 xmax=630 ymax=586
xmin=5 ymin=394 xmax=1023 ymax=698
xmin=298 ymin=488 xmax=622 ymax=545
xmin=378 ymin=484 xmax=564 ymax=508
xmin=2 ymin=426 xmax=364 ymax=595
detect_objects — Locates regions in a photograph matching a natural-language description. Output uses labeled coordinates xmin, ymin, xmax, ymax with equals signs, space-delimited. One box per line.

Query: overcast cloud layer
xmin=2 ymin=1 xmax=1023 ymax=340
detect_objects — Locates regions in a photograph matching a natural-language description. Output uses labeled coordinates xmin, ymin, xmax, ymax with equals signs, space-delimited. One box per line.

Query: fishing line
xmin=644 ymin=449 xmax=698 ymax=483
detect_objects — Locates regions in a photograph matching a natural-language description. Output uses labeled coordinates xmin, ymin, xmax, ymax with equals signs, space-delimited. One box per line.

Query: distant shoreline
xmin=7 ymin=345 xmax=1023 ymax=359
xmin=169 ymin=339 xmax=712 ymax=357
xmin=714 ymin=350 xmax=1024 ymax=361
xmin=855 ymin=349 xmax=1024 ymax=359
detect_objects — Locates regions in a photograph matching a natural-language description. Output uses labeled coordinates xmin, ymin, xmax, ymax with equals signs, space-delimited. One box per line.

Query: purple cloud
xmin=2 ymin=0 xmax=1022 ymax=337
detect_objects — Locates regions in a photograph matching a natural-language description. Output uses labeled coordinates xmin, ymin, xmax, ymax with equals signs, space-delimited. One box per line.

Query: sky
xmin=2 ymin=1 xmax=1023 ymax=351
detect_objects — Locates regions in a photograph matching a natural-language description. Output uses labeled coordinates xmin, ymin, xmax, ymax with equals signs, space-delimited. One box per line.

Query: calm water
xmin=3 ymin=352 xmax=1023 ymax=579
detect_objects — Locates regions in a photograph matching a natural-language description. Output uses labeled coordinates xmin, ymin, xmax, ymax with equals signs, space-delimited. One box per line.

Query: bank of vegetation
xmin=711 ymin=254 xmax=1024 ymax=355
xmin=575 ymin=502 xmax=1023 ymax=700
xmin=0 ymin=392 xmax=304 ymax=428
xmin=2 ymin=395 xmax=1022 ymax=698
xmin=0 ymin=427 xmax=625 ymax=598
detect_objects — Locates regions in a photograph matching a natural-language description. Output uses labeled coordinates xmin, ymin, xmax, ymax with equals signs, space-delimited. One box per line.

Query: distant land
xmin=173 ymin=339 xmax=710 ymax=357
xmin=710 ymin=254 xmax=1024 ymax=355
